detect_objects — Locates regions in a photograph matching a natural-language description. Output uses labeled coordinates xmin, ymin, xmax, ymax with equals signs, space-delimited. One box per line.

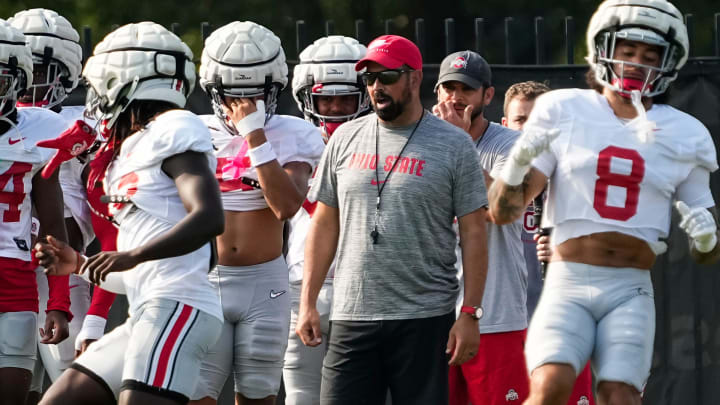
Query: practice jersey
xmin=104 ymin=109 xmax=222 ymax=320
xmin=57 ymin=105 xmax=96 ymax=250
xmin=530 ymin=89 xmax=718 ymax=250
xmin=200 ymin=114 xmax=324 ymax=212
xmin=286 ymin=176 xmax=336 ymax=285
xmin=0 ymin=107 xmax=68 ymax=261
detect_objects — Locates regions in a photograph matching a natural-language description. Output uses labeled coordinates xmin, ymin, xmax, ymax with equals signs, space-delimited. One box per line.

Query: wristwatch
xmin=460 ymin=305 xmax=483 ymax=320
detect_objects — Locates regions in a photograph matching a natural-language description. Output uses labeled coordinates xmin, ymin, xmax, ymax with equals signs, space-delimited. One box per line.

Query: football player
xmin=190 ymin=21 xmax=324 ymax=405
xmin=285 ymin=35 xmax=368 ymax=405
xmin=8 ymin=10 xmax=95 ymax=402
xmin=501 ymin=80 xmax=595 ymax=405
xmin=488 ymin=1 xmax=720 ymax=404
xmin=35 ymin=22 xmax=225 ymax=405
xmin=0 ymin=19 xmax=71 ymax=405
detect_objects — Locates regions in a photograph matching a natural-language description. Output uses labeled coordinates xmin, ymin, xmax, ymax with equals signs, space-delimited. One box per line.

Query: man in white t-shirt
xmin=488 ymin=1 xmax=720 ymax=404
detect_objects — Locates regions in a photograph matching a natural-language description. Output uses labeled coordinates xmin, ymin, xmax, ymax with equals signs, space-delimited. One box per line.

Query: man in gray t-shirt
xmin=296 ymin=35 xmax=489 ymax=405
xmin=433 ymin=50 xmax=530 ymax=405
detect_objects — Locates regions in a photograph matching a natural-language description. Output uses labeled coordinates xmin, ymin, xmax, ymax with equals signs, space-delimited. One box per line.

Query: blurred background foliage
xmin=0 ymin=0 xmax=717 ymax=64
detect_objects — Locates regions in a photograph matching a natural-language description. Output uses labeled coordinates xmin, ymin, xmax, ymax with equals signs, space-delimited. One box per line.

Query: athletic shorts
xmin=449 ymin=329 xmax=530 ymax=405
xmin=0 ymin=311 xmax=37 ymax=371
xmin=321 ymin=311 xmax=455 ymax=405
xmin=31 ymin=271 xmax=92 ymax=392
xmin=525 ymin=261 xmax=654 ymax=392
xmin=283 ymin=282 xmax=332 ymax=405
xmin=73 ymin=298 xmax=222 ymax=402
xmin=193 ymin=256 xmax=291 ymax=400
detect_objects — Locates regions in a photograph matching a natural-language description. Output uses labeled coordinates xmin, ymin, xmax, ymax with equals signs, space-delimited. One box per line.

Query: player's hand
xmin=34 ymin=235 xmax=79 ymax=276
xmin=296 ymin=304 xmax=323 ymax=347
xmin=500 ymin=128 xmax=559 ymax=186
xmin=534 ymin=234 xmax=553 ymax=262
xmin=432 ymin=101 xmax=473 ymax=133
xmin=85 ymin=251 xmax=141 ymax=285
xmin=40 ymin=310 xmax=70 ymax=344
xmin=223 ymin=98 xmax=265 ymax=136
xmin=675 ymin=201 xmax=718 ymax=253
xmin=511 ymin=128 xmax=560 ymax=167
xmin=75 ymin=314 xmax=106 ymax=357
xmin=446 ymin=314 xmax=480 ymax=366
xmin=75 ymin=340 xmax=98 ymax=358
xmin=36 ymin=120 xmax=97 ymax=178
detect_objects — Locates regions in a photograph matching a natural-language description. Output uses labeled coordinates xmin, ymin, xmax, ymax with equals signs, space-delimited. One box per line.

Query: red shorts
xmin=0 ymin=257 xmax=38 ymax=313
xmin=449 ymin=329 xmax=530 ymax=405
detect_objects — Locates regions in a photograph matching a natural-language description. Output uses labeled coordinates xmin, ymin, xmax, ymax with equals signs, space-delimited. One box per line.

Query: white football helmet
xmin=586 ymin=0 xmax=688 ymax=98
xmin=292 ymin=35 xmax=369 ymax=134
xmin=9 ymin=9 xmax=82 ymax=109
xmin=0 ymin=19 xmax=33 ymax=118
xmin=82 ymin=22 xmax=195 ymax=129
xmin=199 ymin=21 xmax=287 ymax=134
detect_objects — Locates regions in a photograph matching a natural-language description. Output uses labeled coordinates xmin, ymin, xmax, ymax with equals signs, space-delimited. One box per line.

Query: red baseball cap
xmin=355 ymin=35 xmax=423 ymax=71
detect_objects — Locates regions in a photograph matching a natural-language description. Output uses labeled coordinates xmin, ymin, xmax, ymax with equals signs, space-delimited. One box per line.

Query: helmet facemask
xmin=593 ymin=28 xmax=682 ymax=99
xmin=84 ymin=76 xmax=140 ymax=131
xmin=207 ymin=75 xmax=281 ymax=136
xmin=300 ymin=82 xmax=369 ymax=132
xmin=18 ymin=56 xmax=70 ymax=108
xmin=0 ymin=59 xmax=27 ymax=118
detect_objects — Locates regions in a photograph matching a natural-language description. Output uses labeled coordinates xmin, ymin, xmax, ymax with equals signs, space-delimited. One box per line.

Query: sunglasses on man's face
xmin=361 ymin=69 xmax=414 ymax=86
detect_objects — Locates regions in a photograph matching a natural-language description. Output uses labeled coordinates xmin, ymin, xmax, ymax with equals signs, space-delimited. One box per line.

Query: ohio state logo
xmin=451 ymin=56 xmax=467 ymax=69
xmin=71 ymin=141 xmax=87 ymax=156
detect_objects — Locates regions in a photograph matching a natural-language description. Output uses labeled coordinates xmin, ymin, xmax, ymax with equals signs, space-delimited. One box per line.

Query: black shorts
xmin=320 ymin=311 xmax=455 ymax=405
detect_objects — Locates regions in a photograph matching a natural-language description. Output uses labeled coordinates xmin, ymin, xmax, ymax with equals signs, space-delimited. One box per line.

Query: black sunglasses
xmin=361 ymin=69 xmax=414 ymax=86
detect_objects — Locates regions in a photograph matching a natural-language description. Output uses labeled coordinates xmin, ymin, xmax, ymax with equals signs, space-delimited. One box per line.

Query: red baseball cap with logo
xmin=355 ymin=35 xmax=423 ymax=71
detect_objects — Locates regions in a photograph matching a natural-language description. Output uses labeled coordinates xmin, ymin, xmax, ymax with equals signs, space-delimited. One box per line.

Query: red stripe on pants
xmin=152 ymin=304 xmax=193 ymax=387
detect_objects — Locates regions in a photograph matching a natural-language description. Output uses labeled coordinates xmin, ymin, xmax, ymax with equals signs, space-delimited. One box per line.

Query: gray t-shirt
xmin=310 ymin=111 xmax=488 ymax=321
xmin=455 ymin=122 xmax=528 ymax=333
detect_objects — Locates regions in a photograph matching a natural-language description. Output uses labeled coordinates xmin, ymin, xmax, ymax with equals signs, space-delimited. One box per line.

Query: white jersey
xmin=530 ymin=89 xmax=718 ymax=250
xmin=0 ymin=108 xmax=68 ymax=261
xmin=286 ymin=177 xmax=335 ymax=285
xmin=200 ymin=114 xmax=324 ymax=212
xmin=104 ymin=109 xmax=222 ymax=320
xmin=57 ymin=105 xmax=96 ymax=250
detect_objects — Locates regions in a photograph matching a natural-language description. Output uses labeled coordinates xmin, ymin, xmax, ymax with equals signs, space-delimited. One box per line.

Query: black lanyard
xmin=371 ymin=112 xmax=424 ymax=244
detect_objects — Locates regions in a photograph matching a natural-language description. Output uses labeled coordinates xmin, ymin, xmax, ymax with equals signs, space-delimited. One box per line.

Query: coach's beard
xmin=372 ymin=88 xmax=411 ymax=122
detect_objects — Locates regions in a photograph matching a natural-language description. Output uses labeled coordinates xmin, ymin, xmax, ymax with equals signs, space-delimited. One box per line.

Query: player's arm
xmin=71 ymin=151 xmax=224 ymax=284
xmin=225 ymin=98 xmax=309 ymax=219
xmin=489 ymin=168 xmax=547 ymax=225
xmin=253 ymin=157 xmax=311 ymax=220
xmin=297 ymin=201 xmax=339 ymax=347
xmin=32 ymin=169 xmax=71 ymax=344
xmin=32 ymin=169 xmax=68 ymax=244
xmin=130 ymin=151 xmax=225 ymax=262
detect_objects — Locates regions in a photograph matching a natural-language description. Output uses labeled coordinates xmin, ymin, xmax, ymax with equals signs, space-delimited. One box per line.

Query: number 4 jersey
xmin=0 ymin=107 xmax=69 ymax=261
xmin=530 ymin=89 xmax=718 ymax=252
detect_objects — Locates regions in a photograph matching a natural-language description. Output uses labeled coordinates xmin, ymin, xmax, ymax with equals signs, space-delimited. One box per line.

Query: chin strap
xmin=628 ymin=90 xmax=656 ymax=144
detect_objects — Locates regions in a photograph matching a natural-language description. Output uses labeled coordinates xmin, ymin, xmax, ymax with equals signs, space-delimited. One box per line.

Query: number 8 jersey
xmin=530 ymin=89 xmax=718 ymax=252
